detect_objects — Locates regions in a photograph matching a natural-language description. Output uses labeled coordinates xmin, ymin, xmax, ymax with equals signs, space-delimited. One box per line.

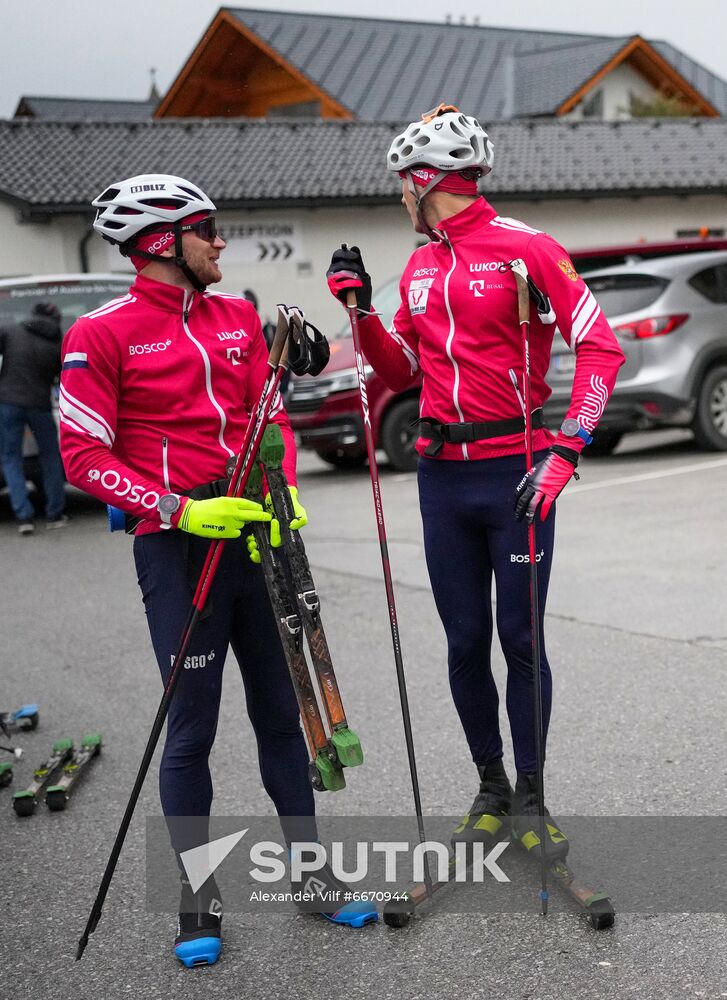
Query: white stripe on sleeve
xmin=59 ymin=386 xmax=115 ymax=447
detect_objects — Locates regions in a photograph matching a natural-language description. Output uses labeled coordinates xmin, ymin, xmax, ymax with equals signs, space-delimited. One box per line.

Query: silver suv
xmin=545 ymin=251 xmax=727 ymax=454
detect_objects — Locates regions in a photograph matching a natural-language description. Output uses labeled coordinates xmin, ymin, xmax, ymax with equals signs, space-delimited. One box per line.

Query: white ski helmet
xmin=92 ymin=174 xmax=216 ymax=246
xmin=387 ymin=104 xmax=494 ymax=176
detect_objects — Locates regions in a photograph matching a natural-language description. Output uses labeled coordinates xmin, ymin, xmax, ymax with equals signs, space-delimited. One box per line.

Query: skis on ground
xmin=13 ymin=738 xmax=74 ymax=816
xmin=45 ymin=733 xmax=103 ymax=811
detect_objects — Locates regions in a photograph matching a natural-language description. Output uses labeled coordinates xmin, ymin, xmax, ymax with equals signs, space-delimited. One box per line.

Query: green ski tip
xmin=331 ymin=728 xmax=364 ymax=769
xmin=80 ymin=733 xmax=103 ymax=750
xmin=12 ymin=789 xmax=33 ymax=800
xmin=260 ymin=424 xmax=285 ymax=468
xmin=52 ymin=738 xmax=74 ymax=754
xmin=315 ymin=751 xmax=346 ymax=792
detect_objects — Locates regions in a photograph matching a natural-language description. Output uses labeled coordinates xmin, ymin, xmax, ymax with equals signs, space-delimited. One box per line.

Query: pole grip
xmin=268 ymin=306 xmax=291 ymax=368
xmin=514 ymin=271 xmax=530 ymax=327
xmin=346 ymin=289 xmax=357 ymax=309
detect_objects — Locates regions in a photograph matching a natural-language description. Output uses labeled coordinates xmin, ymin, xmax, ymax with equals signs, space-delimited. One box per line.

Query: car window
xmin=585 ymin=274 xmax=668 ymax=317
xmin=688 ymin=264 xmax=727 ymax=303
xmin=0 ymin=280 xmax=130 ymax=334
xmin=334 ymin=275 xmax=402 ymax=339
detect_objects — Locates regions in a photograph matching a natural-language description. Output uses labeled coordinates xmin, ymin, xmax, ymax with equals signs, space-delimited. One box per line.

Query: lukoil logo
xmin=470 ymin=262 xmax=500 ymax=272
xmin=217 ymin=329 xmax=249 ymax=341
xmin=129 ymin=339 xmax=173 ymax=356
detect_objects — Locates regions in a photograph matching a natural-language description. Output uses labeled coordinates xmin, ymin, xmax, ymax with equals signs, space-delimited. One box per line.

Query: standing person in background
xmin=326 ymin=105 xmax=625 ymax=861
xmin=0 ymin=302 xmax=67 ymax=534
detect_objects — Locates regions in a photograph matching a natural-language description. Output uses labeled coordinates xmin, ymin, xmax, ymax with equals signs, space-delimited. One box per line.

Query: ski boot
xmin=291 ymin=860 xmax=378 ymax=928
xmin=174 ymin=876 xmax=223 ymax=969
xmin=510 ymin=772 xmax=569 ymax=863
xmin=452 ymin=759 xmax=513 ymax=850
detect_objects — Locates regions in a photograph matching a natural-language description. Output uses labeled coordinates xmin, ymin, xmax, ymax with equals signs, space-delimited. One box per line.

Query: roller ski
xmin=245 ymin=423 xmax=363 ymax=792
xmin=174 ymin=876 xmax=223 ymax=969
xmin=0 ymin=744 xmax=23 ymax=788
xmin=45 ymin=733 xmax=102 ymax=811
xmin=13 ymin=738 xmax=74 ymax=816
xmin=291 ymin=856 xmax=378 ymax=928
xmin=0 ymin=703 xmax=39 ymax=737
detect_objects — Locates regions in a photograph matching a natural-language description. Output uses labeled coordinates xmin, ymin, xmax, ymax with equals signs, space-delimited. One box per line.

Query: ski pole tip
xmin=76 ymin=935 xmax=88 ymax=961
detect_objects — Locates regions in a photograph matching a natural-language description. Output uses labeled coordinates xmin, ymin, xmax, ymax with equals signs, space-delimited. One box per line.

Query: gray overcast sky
xmin=2 ymin=1 xmax=726 ymax=118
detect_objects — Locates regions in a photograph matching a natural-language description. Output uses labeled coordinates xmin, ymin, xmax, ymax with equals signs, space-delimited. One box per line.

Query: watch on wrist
xmin=560 ymin=418 xmax=593 ymax=446
xmin=157 ymin=493 xmax=182 ymax=526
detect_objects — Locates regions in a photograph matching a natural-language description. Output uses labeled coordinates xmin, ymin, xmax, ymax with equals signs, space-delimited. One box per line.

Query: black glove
xmin=514 ymin=445 xmax=579 ymax=523
xmin=326 ymin=245 xmax=372 ymax=314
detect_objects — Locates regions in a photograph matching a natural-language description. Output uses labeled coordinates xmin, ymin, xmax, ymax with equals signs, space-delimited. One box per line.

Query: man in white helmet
xmin=327 ymin=106 xmax=624 ymax=863
xmin=60 ymin=175 xmax=370 ymax=968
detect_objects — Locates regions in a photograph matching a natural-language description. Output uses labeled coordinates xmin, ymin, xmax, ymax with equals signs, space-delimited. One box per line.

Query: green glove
xmin=177 ymin=496 xmax=270 ymax=539
xmin=265 ymin=486 xmax=308 ymax=548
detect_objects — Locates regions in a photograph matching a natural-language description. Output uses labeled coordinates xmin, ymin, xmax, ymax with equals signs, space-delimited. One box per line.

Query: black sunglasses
xmin=180 ymin=216 xmax=218 ymax=242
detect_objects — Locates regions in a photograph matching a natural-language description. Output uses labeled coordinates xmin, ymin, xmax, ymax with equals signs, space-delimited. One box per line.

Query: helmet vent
xmin=177 ymin=185 xmax=203 ymax=200
xmin=414 ymin=136 xmax=430 ymax=147
xmin=97 ymin=187 xmax=121 ymax=203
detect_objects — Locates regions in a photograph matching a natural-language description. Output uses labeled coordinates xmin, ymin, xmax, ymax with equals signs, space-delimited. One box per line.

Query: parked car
xmin=0 ymin=274 xmax=131 ymax=490
xmin=546 ymin=251 xmax=727 ymax=453
xmin=288 ymin=242 xmax=727 ymax=468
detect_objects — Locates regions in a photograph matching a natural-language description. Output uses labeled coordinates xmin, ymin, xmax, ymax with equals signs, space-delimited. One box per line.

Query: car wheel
xmin=583 ymin=429 xmax=623 ymax=457
xmin=380 ymin=398 xmax=420 ymax=472
xmin=693 ymin=364 xmax=727 ymax=451
xmin=314 ymin=449 xmax=367 ymax=469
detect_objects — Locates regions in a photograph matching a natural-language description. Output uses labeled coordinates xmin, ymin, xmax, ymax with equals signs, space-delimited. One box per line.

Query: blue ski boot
xmin=173 ymin=876 xmax=223 ymax=969
xmin=291 ymin=861 xmax=378 ymax=928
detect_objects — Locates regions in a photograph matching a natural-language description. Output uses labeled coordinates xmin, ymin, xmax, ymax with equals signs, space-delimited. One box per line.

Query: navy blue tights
xmin=418 ymin=453 xmax=555 ymax=774
xmin=134 ymin=531 xmax=315 ymax=851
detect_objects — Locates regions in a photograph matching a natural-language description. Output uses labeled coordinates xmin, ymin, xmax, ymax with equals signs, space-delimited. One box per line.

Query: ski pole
xmin=510 ymin=258 xmax=549 ymax=916
xmin=344 ymin=290 xmax=432 ymax=897
xmin=76 ymin=309 xmax=292 ymax=961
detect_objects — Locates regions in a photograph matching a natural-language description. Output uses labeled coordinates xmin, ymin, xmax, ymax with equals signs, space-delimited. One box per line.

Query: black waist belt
xmin=419 ymin=410 xmax=544 ymax=457
xmin=185 ymin=477 xmax=230 ymax=501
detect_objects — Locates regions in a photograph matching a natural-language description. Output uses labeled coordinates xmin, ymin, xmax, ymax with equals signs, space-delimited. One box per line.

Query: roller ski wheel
xmin=585 ymin=895 xmax=615 ymax=930
xmin=383 ymin=895 xmax=415 ymax=928
xmin=174 ymin=877 xmax=223 ymax=969
xmin=292 ymin=862 xmax=378 ymax=928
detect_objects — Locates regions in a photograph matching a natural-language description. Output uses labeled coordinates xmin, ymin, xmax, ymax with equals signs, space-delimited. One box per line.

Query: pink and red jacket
xmin=59 ymin=274 xmax=296 ymax=535
xmin=359 ymin=197 xmax=625 ymax=461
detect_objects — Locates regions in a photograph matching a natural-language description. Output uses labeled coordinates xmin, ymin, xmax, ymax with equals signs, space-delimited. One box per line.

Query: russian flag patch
xmin=62 ymin=352 xmax=89 ymax=370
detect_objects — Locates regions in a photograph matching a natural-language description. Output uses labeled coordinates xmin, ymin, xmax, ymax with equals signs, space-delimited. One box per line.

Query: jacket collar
xmin=435 ymin=196 xmax=497 ymax=245
xmin=131 ymin=273 xmax=200 ymax=313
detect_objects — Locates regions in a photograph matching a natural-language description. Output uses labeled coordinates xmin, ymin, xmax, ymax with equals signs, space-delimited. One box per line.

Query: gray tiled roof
xmin=513 ymin=38 xmax=629 ymax=117
xmin=226 ymin=8 xmax=727 ymax=118
xmin=15 ymin=96 xmax=159 ymax=122
xmin=1 ymin=118 xmax=726 ymax=215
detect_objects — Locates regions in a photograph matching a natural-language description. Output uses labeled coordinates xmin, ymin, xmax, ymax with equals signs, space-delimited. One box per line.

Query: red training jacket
xmin=59 ymin=274 xmax=296 ymax=535
xmin=359 ymin=197 xmax=625 ymax=461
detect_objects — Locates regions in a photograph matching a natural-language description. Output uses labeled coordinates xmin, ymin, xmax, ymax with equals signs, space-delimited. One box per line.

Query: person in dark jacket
xmin=0 ymin=302 xmax=67 ymax=534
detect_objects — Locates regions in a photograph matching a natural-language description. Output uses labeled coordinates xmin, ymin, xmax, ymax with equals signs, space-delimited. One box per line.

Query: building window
xmin=581 ymin=90 xmax=603 ymax=119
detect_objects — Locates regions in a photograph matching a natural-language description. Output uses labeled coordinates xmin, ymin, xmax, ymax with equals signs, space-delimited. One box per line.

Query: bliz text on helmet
xmin=129 ymin=183 xmax=166 ymax=194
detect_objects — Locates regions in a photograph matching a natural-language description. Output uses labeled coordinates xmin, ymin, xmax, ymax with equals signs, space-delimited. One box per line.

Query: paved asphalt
xmin=1 ymin=429 xmax=726 ymax=1000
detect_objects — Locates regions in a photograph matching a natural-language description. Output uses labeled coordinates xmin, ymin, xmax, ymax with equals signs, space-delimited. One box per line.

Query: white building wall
xmin=564 ymin=62 xmax=661 ymax=121
xmin=7 ymin=193 xmax=727 ymax=335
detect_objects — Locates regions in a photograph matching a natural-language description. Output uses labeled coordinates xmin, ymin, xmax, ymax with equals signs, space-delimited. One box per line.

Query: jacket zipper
xmin=439 ymin=231 xmax=469 ymax=460
xmin=162 ymin=436 xmax=171 ymax=492
xmin=180 ymin=290 xmax=234 ymax=457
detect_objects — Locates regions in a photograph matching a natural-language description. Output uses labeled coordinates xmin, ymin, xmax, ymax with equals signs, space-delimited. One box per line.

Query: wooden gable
xmin=156 ymin=10 xmax=351 ymax=119
xmin=558 ymin=36 xmax=719 ymax=117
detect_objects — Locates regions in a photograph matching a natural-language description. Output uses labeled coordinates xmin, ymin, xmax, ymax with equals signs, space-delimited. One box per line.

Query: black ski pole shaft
xmin=512 ymin=260 xmax=549 ymax=916
xmin=345 ymin=290 xmax=431 ymax=896
xmin=76 ymin=315 xmax=291 ymax=961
